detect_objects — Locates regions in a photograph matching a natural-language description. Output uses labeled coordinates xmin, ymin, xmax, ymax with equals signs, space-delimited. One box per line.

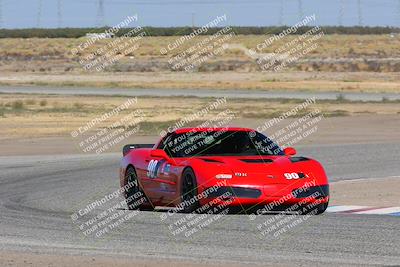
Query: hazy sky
xmin=1 ymin=0 xmax=399 ymax=29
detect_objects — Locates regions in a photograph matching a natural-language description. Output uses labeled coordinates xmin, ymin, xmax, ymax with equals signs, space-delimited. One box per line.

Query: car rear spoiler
xmin=123 ymin=144 xmax=154 ymax=156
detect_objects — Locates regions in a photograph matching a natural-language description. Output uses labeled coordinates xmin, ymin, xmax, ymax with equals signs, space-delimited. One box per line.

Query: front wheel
xmin=180 ymin=168 xmax=199 ymax=213
xmin=315 ymin=201 xmax=329 ymax=215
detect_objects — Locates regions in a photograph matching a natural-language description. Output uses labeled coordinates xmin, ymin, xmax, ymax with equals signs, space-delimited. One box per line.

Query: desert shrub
xmin=11 ymin=100 xmax=24 ymax=110
xmin=73 ymin=102 xmax=84 ymax=109
xmin=25 ymin=99 xmax=36 ymax=105
xmin=39 ymin=99 xmax=48 ymax=106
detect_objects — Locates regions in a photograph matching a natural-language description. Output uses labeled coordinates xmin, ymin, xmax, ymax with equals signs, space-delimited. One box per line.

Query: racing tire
xmin=125 ymin=166 xmax=154 ymax=211
xmin=180 ymin=168 xmax=199 ymax=213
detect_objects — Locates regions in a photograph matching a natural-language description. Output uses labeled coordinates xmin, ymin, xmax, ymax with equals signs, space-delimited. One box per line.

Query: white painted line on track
xmin=327 ymin=206 xmax=368 ymax=212
xmin=327 ymin=205 xmax=400 ymax=216
xmin=331 ymin=175 xmax=400 ymax=184
xmin=354 ymin=207 xmax=400 ymax=215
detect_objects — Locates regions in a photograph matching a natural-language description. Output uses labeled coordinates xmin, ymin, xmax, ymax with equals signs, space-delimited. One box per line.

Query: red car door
xmin=142 ymin=156 xmax=179 ymax=205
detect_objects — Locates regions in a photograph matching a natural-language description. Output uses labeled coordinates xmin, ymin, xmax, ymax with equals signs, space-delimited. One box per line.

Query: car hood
xmin=190 ymin=155 xmax=324 ymax=185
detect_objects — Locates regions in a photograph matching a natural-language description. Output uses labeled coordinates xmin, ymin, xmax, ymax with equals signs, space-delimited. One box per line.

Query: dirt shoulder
xmin=1 ymin=93 xmax=399 ymax=148
xmin=0 ymin=251 xmax=264 ymax=267
xmin=1 ymin=71 xmax=399 ymax=93
xmin=330 ymin=176 xmax=400 ymax=207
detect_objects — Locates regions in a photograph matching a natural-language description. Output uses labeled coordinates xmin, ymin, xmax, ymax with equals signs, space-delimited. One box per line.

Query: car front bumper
xmin=200 ymin=184 xmax=329 ymax=209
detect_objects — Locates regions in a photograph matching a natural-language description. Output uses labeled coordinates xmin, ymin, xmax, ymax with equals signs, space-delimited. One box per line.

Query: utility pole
xmin=279 ymin=0 xmax=284 ymax=26
xmin=357 ymin=0 xmax=363 ymax=26
xmin=37 ymin=0 xmax=43 ymax=28
xmin=96 ymin=0 xmax=105 ymax=27
xmin=0 ymin=0 xmax=3 ymax=28
xmin=297 ymin=0 xmax=303 ymax=21
xmin=57 ymin=0 xmax=62 ymax=28
xmin=338 ymin=0 xmax=344 ymax=26
xmin=191 ymin=12 xmax=195 ymax=28
xmin=398 ymin=0 xmax=400 ymax=26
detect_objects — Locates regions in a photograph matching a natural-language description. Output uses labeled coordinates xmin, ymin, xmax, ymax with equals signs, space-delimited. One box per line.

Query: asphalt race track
xmin=0 ymin=143 xmax=399 ymax=266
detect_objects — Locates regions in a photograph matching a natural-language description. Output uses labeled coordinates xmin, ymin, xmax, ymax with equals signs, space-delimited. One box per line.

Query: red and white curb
xmin=327 ymin=205 xmax=400 ymax=216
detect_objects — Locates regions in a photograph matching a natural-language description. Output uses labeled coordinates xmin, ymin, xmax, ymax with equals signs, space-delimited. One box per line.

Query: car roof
xmin=174 ymin=127 xmax=253 ymax=134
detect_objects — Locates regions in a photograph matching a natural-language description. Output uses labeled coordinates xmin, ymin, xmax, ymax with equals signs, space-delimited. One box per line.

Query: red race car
xmin=120 ymin=127 xmax=329 ymax=214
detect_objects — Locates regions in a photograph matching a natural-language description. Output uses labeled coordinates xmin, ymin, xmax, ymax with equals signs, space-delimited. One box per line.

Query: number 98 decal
xmin=284 ymin=172 xmax=300 ymax=180
xmin=147 ymin=159 xmax=162 ymax=179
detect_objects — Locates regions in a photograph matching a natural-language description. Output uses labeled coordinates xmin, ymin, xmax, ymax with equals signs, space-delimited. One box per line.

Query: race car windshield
xmin=162 ymin=130 xmax=284 ymax=157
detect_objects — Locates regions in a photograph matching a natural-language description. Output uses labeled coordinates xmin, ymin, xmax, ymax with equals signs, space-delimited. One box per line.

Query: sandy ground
xmin=0 ymin=251 xmax=266 ymax=267
xmin=1 ymin=92 xmax=400 ymax=141
xmin=330 ymin=177 xmax=400 ymax=206
xmin=1 ymin=71 xmax=400 ymax=93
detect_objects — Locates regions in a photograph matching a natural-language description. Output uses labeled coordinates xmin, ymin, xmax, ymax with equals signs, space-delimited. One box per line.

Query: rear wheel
xmin=180 ymin=168 xmax=199 ymax=213
xmin=125 ymin=166 xmax=154 ymax=211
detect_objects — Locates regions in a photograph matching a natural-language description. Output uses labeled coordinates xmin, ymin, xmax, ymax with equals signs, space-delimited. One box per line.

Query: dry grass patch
xmin=1 ymin=93 xmax=399 ymax=139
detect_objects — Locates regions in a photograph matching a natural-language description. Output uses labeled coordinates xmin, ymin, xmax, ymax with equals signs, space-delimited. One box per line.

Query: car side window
xmin=157 ymin=133 xmax=173 ymax=151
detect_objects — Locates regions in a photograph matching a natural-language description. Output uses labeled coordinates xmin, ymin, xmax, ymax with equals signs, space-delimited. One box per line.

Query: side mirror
xmin=284 ymin=147 xmax=297 ymax=156
xmin=150 ymin=149 xmax=174 ymax=164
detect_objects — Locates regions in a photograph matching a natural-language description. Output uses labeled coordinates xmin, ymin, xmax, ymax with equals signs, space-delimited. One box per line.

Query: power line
xmin=77 ymin=0 xmax=287 ymax=5
xmin=37 ymin=0 xmax=43 ymax=28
